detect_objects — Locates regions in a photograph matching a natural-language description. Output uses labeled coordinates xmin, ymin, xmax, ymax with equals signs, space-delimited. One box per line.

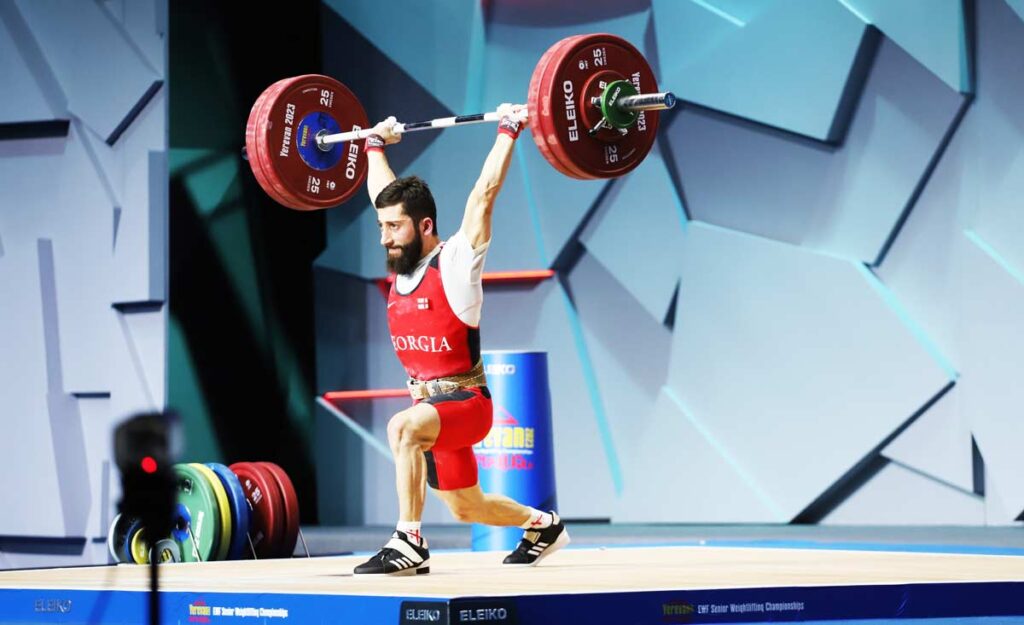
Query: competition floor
xmin=2 ymin=531 xmax=1024 ymax=625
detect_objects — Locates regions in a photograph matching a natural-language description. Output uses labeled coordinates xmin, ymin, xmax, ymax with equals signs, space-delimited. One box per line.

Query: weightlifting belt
xmin=407 ymin=360 xmax=487 ymax=400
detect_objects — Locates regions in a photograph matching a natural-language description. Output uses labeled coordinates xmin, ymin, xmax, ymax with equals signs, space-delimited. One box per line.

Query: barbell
xmin=244 ymin=33 xmax=676 ymax=211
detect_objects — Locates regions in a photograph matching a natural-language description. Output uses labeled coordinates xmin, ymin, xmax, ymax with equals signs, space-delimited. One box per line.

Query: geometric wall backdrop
xmin=580 ymin=145 xmax=685 ymax=323
xmin=656 ymin=0 xmax=874 ymax=141
xmin=318 ymin=0 xmax=1024 ymax=526
xmin=841 ymin=0 xmax=969 ymax=92
xmin=672 ymin=37 xmax=965 ymax=265
xmin=666 ymin=222 xmax=954 ymax=522
xmin=0 ymin=0 xmax=166 ymax=566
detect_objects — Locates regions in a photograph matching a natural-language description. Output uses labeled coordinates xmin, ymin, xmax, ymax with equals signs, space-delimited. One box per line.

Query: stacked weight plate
xmin=527 ymin=33 xmax=660 ymax=180
xmin=107 ymin=461 xmax=300 ymax=564
xmin=245 ymin=74 xmax=369 ymax=210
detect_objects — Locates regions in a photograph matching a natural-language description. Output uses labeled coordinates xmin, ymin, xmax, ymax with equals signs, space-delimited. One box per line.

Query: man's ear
xmin=420 ymin=217 xmax=435 ymax=237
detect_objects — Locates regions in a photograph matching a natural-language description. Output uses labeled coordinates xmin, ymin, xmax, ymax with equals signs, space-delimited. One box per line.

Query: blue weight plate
xmin=207 ymin=462 xmax=252 ymax=559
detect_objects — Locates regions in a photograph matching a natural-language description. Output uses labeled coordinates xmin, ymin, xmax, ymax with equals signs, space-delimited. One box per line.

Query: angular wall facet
xmin=15 ymin=0 xmax=161 ymax=143
xmin=882 ymin=386 xmax=974 ymax=494
xmin=667 ymin=223 xmax=952 ymax=520
xmin=670 ymin=38 xmax=964 ymax=264
xmin=842 ymin=0 xmax=968 ymax=92
xmin=661 ymin=0 xmax=871 ymax=140
xmin=823 ymin=461 xmax=984 ymax=525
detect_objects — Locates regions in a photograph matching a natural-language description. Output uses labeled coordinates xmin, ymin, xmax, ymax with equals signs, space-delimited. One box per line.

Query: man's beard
xmin=385 ymin=233 xmax=423 ymax=276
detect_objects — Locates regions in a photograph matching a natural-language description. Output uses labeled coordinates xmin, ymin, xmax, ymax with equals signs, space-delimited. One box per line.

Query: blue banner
xmin=4 ymin=580 xmax=1024 ymax=625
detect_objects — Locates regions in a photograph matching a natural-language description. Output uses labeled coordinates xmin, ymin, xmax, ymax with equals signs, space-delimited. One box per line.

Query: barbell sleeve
xmin=616 ymin=92 xmax=676 ymax=112
xmin=590 ymin=91 xmax=677 ymax=113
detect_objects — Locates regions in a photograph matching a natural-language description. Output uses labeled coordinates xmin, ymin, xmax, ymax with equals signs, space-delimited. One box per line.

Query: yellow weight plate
xmin=190 ymin=462 xmax=232 ymax=561
xmin=130 ymin=527 xmax=149 ymax=564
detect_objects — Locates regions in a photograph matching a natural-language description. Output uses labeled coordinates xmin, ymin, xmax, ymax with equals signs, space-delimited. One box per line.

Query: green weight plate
xmin=172 ymin=463 xmax=222 ymax=563
xmin=599 ymin=79 xmax=640 ymax=129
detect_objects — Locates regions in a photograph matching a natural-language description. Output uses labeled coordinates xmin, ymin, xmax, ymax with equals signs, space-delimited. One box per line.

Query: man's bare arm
xmin=366 ymin=117 xmax=400 ymax=204
xmin=461 ymin=104 xmax=527 ymax=248
xmin=368 ymin=152 xmax=398 ymax=205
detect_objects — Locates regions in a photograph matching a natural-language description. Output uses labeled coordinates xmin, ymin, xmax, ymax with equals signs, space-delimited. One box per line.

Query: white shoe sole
xmin=355 ymin=558 xmax=430 ymax=576
xmin=386 ymin=558 xmax=431 ymax=576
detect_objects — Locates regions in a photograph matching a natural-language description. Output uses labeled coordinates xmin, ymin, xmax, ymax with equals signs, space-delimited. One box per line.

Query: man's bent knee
xmin=387 ymin=412 xmax=419 ymax=448
xmin=386 ymin=413 xmax=407 ymax=447
xmin=387 ymin=407 xmax=438 ymax=450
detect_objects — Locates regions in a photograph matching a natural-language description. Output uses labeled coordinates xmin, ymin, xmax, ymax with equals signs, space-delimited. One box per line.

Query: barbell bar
xmin=312 ymin=88 xmax=675 ymax=149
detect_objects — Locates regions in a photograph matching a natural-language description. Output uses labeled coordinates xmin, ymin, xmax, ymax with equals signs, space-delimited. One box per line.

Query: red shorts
xmin=417 ymin=386 xmax=493 ymax=490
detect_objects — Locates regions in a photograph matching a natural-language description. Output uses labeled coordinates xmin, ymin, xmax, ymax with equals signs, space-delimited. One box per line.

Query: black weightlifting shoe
xmin=353 ymin=531 xmax=430 ymax=576
xmin=502 ymin=512 xmax=570 ymax=566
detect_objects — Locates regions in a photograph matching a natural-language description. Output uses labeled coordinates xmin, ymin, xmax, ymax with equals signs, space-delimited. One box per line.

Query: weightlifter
xmin=353 ymin=104 xmax=570 ymax=576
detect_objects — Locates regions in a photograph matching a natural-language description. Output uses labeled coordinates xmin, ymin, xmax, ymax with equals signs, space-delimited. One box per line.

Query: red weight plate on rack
xmin=248 ymin=462 xmax=288 ymax=558
xmin=229 ymin=462 xmax=284 ymax=559
xmin=541 ymin=34 xmax=660 ymax=179
xmin=258 ymin=462 xmax=300 ymax=558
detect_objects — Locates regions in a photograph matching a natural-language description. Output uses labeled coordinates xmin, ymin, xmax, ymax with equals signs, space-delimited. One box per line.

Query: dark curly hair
xmin=375 ymin=175 xmax=437 ymax=232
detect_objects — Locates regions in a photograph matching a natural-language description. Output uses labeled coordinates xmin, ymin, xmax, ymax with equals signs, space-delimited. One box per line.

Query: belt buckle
xmin=407 ymin=379 xmax=424 ymax=400
xmin=427 ymin=380 xmax=442 ymax=397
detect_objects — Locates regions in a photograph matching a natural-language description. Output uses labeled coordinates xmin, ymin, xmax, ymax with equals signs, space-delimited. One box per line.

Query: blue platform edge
xmin=5 ymin=580 xmax=1024 ymax=625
